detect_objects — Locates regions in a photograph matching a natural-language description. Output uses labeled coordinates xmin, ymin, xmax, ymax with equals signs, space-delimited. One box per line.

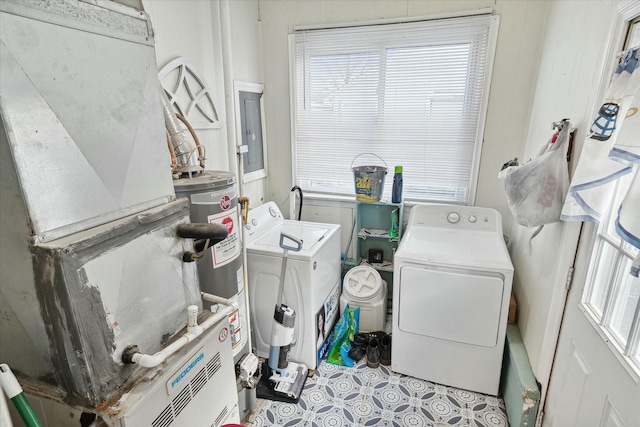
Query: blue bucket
xmin=351 ymin=153 xmax=388 ymax=203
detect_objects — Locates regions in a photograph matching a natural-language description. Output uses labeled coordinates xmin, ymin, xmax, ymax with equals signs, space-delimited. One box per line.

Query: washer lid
xmin=343 ymin=266 xmax=384 ymax=300
xmin=247 ymin=221 xmax=337 ymax=259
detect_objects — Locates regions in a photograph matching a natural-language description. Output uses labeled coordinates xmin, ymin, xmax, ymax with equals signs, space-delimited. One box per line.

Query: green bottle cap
xmin=395 ymin=166 xmax=403 ymax=173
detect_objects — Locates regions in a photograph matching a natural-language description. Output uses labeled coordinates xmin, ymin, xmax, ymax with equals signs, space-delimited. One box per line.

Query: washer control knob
xmin=468 ymin=215 xmax=477 ymax=223
xmin=447 ymin=212 xmax=461 ymax=224
xmin=268 ymin=206 xmax=278 ymax=217
xmin=252 ymin=219 xmax=258 ymax=226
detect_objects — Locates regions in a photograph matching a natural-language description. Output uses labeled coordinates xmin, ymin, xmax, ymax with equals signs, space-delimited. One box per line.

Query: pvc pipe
xmin=0 ymin=364 xmax=41 ymax=427
xmin=201 ymin=292 xmax=233 ymax=306
xmin=131 ymin=305 xmax=234 ymax=368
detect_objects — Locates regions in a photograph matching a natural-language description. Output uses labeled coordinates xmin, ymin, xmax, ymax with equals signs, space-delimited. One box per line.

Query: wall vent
xmin=172 ymin=386 xmax=191 ymax=416
xmin=152 ymin=405 xmax=174 ymax=427
xmin=206 ymin=352 xmax=221 ymax=378
xmin=213 ymin=406 xmax=229 ymax=427
xmin=150 ymin=351 xmax=222 ymax=427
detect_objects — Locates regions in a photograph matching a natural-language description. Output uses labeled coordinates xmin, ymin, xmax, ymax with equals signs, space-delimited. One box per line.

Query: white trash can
xmin=340 ymin=266 xmax=387 ymax=333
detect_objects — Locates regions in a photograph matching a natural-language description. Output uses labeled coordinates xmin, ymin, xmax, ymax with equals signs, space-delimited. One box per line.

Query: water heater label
xmin=208 ymin=206 xmax=240 ymax=268
xmin=228 ymin=307 xmax=241 ymax=350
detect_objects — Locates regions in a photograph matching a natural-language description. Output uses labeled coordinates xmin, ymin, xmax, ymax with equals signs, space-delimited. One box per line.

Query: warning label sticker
xmin=208 ymin=206 xmax=240 ymax=268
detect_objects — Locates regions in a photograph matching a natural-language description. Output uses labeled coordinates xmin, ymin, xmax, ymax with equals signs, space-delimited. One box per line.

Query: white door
xmin=543 ymin=180 xmax=640 ymax=426
xmin=542 ymin=7 xmax=640 ymax=426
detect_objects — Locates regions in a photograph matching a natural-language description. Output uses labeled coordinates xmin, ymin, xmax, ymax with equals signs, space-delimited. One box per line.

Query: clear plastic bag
xmin=498 ymin=124 xmax=570 ymax=228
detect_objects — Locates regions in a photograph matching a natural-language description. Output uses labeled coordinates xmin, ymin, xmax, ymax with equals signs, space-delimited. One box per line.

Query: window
xmin=583 ymin=173 xmax=640 ymax=373
xmin=290 ymin=14 xmax=499 ymax=204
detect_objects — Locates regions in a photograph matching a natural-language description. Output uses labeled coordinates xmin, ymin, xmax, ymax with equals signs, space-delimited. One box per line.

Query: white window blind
xmin=291 ymin=14 xmax=498 ymax=204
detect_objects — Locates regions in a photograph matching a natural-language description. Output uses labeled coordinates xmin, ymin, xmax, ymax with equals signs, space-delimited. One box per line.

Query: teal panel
xmin=500 ymin=324 xmax=540 ymax=427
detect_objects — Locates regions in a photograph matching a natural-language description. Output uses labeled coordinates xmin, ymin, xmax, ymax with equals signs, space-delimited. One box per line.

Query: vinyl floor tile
xmin=252 ymin=360 xmax=509 ymax=427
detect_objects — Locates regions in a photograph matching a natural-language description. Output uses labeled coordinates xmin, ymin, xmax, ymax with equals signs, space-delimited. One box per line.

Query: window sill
xmin=299 ymin=191 xmax=466 ymax=209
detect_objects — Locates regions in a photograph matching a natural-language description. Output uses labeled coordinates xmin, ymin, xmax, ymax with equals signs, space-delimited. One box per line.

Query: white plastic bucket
xmin=340 ymin=266 xmax=387 ymax=333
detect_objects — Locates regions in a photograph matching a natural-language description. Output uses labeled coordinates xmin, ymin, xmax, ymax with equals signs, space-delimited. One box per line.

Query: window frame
xmin=581 ymin=170 xmax=640 ymax=377
xmin=579 ymin=10 xmax=640 ymax=379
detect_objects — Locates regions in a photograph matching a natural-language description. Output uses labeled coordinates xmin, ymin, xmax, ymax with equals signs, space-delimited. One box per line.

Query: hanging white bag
xmin=498 ymin=122 xmax=570 ymax=228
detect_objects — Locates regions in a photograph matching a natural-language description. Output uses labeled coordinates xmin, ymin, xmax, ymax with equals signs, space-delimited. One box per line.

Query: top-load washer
xmin=245 ymin=202 xmax=341 ymax=370
xmin=392 ymin=204 xmax=513 ymax=395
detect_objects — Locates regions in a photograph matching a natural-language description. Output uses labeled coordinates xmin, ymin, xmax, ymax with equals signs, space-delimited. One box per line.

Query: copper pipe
xmin=175 ymin=113 xmax=206 ymax=169
xmin=238 ymin=196 xmax=249 ymax=225
xmin=166 ymin=129 xmax=178 ymax=174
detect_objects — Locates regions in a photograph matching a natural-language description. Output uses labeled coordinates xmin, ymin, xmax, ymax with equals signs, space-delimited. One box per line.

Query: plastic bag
xmin=326 ymin=305 xmax=359 ymax=367
xmin=498 ymin=123 xmax=570 ymax=228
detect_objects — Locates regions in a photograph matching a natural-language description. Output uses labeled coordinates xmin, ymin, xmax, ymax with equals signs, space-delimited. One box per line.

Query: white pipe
xmin=201 ymin=291 xmax=233 ymax=306
xmin=131 ymin=304 xmax=234 ymax=368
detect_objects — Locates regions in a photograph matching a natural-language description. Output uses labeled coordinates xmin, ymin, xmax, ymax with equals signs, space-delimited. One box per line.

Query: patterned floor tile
xmin=252 ymin=360 xmax=508 ymax=427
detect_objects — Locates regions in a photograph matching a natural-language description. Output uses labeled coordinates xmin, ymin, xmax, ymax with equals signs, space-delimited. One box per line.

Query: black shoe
xmin=366 ymin=337 xmax=380 ymax=368
xmin=348 ymin=342 xmax=366 ymax=362
xmin=348 ymin=333 xmax=369 ymax=362
xmin=380 ymin=334 xmax=391 ymax=366
xmin=353 ymin=333 xmax=369 ymax=346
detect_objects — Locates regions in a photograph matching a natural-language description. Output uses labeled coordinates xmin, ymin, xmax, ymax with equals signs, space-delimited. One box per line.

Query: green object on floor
xmin=500 ymin=324 xmax=540 ymax=427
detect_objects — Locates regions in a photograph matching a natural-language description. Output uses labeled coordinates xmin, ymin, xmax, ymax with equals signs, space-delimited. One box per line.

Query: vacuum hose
xmin=291 ymin=186 xmax=303 ymax=221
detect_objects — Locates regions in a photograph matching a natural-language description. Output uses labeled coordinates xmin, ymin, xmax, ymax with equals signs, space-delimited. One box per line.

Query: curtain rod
xmin=293 ymin=8 xmax=493 ymax=32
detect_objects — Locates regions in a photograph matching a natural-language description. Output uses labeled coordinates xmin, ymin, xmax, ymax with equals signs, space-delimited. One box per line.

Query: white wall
xmin=258 ymin=0 xmax=550 ymax=232
xmin=508 ymin=0 xmax=620 ymax=395
xmin=219 ymin=0 xmax=267 ymax=207
xmin=144 ymin=0 xmax=230 ymax=173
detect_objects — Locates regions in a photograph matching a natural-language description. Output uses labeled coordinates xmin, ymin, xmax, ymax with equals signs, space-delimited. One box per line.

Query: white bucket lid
xmin=343 ymin=266 xmax=385 ymax=302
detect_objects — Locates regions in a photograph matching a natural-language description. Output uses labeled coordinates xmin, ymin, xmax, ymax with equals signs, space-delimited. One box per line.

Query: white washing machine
xmin=245 ymin=202 xmax=341 ymax=370
xmin=392 ymin=204 xmax=513 ymax=396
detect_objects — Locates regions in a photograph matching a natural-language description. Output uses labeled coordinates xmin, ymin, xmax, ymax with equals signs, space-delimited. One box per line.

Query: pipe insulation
xmin=176 ymin=223 xmax=228 ymax=241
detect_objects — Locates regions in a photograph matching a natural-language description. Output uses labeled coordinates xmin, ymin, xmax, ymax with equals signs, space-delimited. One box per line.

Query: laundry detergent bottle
xmin=391 ymin=166 xmax=403 ymax=203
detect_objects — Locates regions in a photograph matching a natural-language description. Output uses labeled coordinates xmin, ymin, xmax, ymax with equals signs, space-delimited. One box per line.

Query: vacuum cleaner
xmin=256 ymin=231 xmax=308 ymax=402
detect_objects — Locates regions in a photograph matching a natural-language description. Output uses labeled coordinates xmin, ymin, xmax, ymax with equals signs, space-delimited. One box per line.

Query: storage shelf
xmin=352 ymin=201 xmax=403 ymax=279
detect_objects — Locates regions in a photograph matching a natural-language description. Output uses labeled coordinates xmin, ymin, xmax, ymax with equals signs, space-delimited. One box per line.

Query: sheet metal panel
xmin=0 ymin=2 xmax=174 ymax=242
xmin=29 ymin=200 xmax=200 ymax=407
